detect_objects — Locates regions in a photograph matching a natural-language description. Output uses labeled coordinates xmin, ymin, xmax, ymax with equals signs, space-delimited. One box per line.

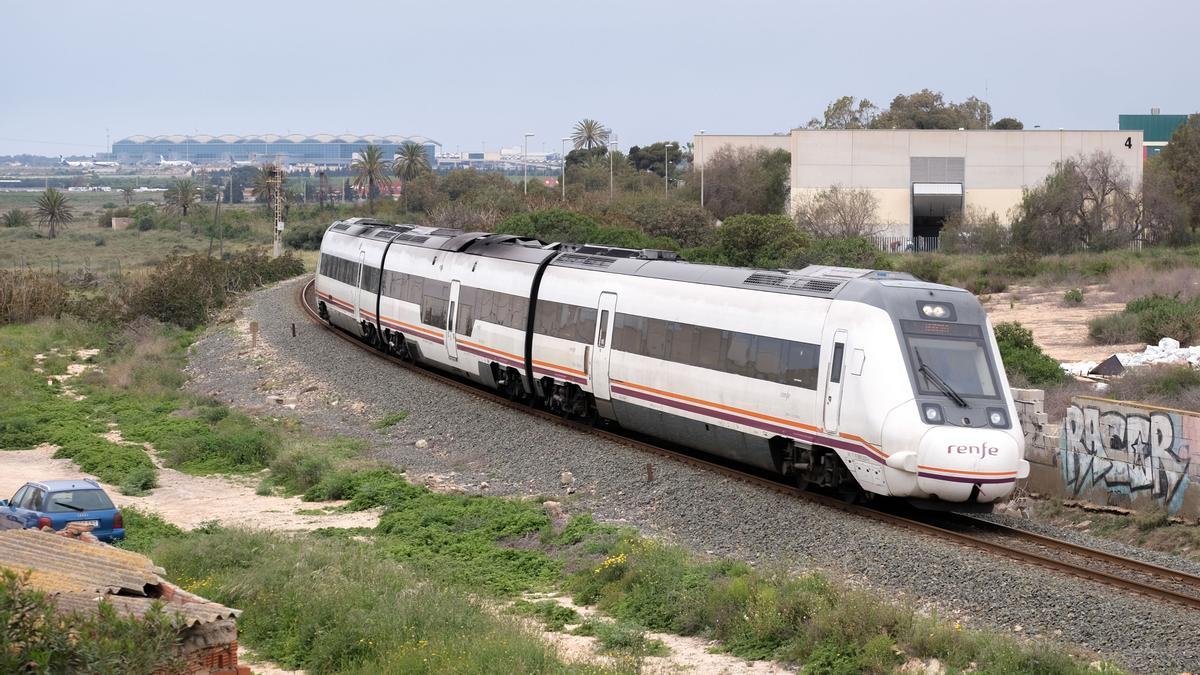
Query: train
xmin=315 ymin=217 xmax=1029 ymax=509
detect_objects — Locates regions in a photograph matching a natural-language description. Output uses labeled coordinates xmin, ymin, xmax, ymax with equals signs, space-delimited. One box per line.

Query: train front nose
xmin=912 ymin=427 xmax=1028 ymax=503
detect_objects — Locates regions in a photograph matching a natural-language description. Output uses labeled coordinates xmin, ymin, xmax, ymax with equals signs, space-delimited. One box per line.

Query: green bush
xmin=799 ymin=237 xmax=889 ymax=269
xmin=1064 ymin=288 xmax=1084 ymax=304
xmin=158 ymin=411 xmax=280 ymax=474
xmin=1 ymin=570 xmax=184 ymax=675
xmin=116 ymin=506 xmax=184 ymax=554
xmin=497 ymin=208 xmax=677 ymax=251
xmin=993 ymin=321 xmax=1065 ymax=386
xmin=1088 ymin=295 xmax=1200 ymax=346
xmin=714 ymin=214 xmax=809 ymax=268
xmin=896 ymin=255 xmax=946 ymax=283
xmin=282 ymin=220 xmax=327 ymax=250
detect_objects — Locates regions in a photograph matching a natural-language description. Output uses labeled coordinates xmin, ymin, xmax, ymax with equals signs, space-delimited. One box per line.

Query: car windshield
xmin=906 ymin=335 xmax=998 ymax=399
xmin=45 ymin=489 xmax=114 ymax=513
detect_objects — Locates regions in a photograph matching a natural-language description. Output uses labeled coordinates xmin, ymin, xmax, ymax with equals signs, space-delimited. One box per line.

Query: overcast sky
xmin=2 ymin=0 xmax=1197 ymax=157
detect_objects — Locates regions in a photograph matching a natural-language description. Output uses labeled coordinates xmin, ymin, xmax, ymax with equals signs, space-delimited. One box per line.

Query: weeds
xmin=512 ymin=599 xmax=580 ymax=631
xmin=373 ymin=411 xmax=409 ymax=429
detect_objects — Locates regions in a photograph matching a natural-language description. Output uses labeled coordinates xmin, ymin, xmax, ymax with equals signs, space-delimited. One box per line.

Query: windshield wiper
xmin=915 ymin=348 xmax=969 ymax=408
xmin=53 ymin=501 xmax=86 ymax=512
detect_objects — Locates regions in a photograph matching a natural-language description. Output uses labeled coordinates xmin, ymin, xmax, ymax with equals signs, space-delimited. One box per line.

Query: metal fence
xmin=873 ymin=235 xmax=939 ymax=253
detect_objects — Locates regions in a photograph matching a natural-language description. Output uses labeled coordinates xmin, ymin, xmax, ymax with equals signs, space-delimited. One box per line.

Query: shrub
xmin=1001 ymin=249 xmax=1042 ymax=278
xmin=0 ymin=270 xmax=69 ymax=325
xmin=282 ymin=220 xmax=327 ymax=250
xmin=2 ymin=208 xmax=31 ymax=228
xmin=1089 ymin=295 xmax=1200 ymax=347
xmin=896 ymin=255 xmax=946 ymax=283
xmin=1064 ymin=288 xmax=1084 ymax=304
xmin=993 ymin=322 xmax=1065 ymax=386
xmin=798 ymin=237 xmax=889 ymax=269
xmin=1087 ymin=312 xmax=1141 ymax=344
xmin=497 ymin=208 xmax=677 ymax=250
xmin=1106 ymin=366 xmax=1200 ymax=410
xmin=1 ymin=570 xmax=184 ymax=674
xmin=714 ymin=214 xmax=809 ymax=268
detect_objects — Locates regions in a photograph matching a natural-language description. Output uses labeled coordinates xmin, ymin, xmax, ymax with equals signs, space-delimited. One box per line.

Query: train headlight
xmin=919 ymin=302 xmax=955 ymax=320
xmin=987 ymin=407 xmax=1009 ymax=428
xmin=922 ymin=403 xmax=944 ymax=424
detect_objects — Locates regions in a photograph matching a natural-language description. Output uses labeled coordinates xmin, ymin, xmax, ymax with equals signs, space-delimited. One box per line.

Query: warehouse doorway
xmin=911 ymin=183 xmax=963 ymax=239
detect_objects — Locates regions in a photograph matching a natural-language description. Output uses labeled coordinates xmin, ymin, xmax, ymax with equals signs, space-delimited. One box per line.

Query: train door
xmin=354 ymin=249 xmax=366 ymax=323
xmin=445 ymin=280 xmax=460 ymax=360
xmin=591 ymin=292 xmax=617 ymax=399
xmin=823 ymin=329 xmax=848 ymax=433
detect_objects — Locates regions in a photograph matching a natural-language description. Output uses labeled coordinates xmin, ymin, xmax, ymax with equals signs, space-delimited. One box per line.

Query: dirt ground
xmin=982 ymin=282 xmax=1143 ymax=363
xmin=0 ymin=445 xmax=380 ymax=532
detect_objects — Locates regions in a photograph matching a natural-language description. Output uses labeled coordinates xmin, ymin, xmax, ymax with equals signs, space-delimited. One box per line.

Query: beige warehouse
xmin=694 ymin=129 xmax=1144 ymax=240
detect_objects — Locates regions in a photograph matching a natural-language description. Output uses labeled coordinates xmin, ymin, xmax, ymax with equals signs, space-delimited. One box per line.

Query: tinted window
xmin=23 ymin=488 xmax=45 ymax=511
xmin=8 ymin=486 xmax=28 ymax=509
xmin=421 ymin=280 xmax=451 ymax=329
xmin=830 ymin=343 xmax=845 ymax=384
xmin=360 ymin=265 xmax=380 ymax=292
xmin=535 ymin=300 xmax=597 ymax=342
xmin=456 ymin=287 xmax=477 ymax=336
xmin=46 ymin=489 xmax=114 ymax=513
xmin=611 ymin=312 xmax=820 ymax=390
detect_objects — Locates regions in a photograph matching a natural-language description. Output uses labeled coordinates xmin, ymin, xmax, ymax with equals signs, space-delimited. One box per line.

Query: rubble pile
xmin=1061 ymin=337 xmax=1200 ymax=377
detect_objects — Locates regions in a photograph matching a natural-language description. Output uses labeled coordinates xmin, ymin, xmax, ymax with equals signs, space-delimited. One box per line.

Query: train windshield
xmin=901 ymin=321 xmax=999 ymax=400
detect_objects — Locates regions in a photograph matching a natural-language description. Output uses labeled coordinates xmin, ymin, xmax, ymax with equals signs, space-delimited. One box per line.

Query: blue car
xmin=0 ymin=479 xmax=125 ymax=542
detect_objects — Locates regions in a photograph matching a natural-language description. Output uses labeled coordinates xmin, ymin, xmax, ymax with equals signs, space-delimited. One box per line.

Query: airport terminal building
xmin=111 ymin=134 xmax=440 ymax=168
xmin=695 ymin=128 xmax=1144 ymax=241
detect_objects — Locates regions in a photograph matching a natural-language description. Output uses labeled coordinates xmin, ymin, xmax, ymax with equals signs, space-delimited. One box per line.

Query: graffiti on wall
xmin=1060 ymin=399 xmax=1195 ymax=515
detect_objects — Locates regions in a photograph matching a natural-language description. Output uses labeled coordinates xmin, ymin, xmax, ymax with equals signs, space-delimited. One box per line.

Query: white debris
xmin=1061 ymin=337 xmax=1200 ymax=376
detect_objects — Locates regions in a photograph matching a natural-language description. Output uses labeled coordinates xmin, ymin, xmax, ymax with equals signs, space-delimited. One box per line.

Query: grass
xmin=0 ymin=226 xmax=261 ymax=273
xmin=512 ymin=599 xmax=581 ymax=631
xmin=373 ymin=410 xmax=409 ymax=429
xmin=1031 ymin=500 xmax=1200 ymax=563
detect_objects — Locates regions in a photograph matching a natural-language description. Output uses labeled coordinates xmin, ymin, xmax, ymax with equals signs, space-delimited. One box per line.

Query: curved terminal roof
xmin=115 ymin=134 xmax=440 ymax=146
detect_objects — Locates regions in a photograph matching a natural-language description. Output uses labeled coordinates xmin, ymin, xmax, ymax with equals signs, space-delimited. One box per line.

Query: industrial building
xmin=1119 ymin=109 xmax=1190 ymax=159
xmin=695 ymin=128 xmax=1144 ymax=241
xmin=111 ymin=134 xmax=440 ymax=167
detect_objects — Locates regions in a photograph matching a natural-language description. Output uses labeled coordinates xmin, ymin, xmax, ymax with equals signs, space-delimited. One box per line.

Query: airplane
xmin=59 ymin=155 xmax=119 ymax=168
xmin=159 ymin=155 xmax=193 ymax=168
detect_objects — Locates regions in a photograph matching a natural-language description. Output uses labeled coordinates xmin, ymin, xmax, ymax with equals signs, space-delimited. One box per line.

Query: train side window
xmin=725 ymin=332 xmax=754 ymax=376
xmin=512 ymin=296 xmax=529 ymax=330
xmin=597 ymin=310 xmax=609 ymax=347
xmin=783 ymin=343 xmax=820 ymax=390
xmin=754 ymin=336 xmax=785 ymax=381
xmin=668 ymin=323 xmax=699 ymax=366
xmin=695 ymin=327 xmax=724 ymax=370
xmin=478 ymin=289 xmax=494 ymax=325
xmin=457 ymin=287 xmax=476 ymax=337
xmin=644 ymin=318 xmax=669 ymax=359
xmin=577 ymin=307 xmax=597 ymax=342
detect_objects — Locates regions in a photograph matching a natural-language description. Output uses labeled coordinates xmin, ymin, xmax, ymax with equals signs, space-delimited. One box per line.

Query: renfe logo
xmin=947 ymin=443 xmax=999 ymax=457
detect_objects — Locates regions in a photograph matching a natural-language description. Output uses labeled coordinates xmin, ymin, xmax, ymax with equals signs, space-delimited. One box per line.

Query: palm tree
xmin=35 ymin=188 xmax=73 ymax=239
xmin=392 ymin=142 xmax=431 ymax=211
xmin=351 ymin=144 xmax=392 ymax=213
xmin=121 ymin=186 xmax=134 ymax=206
xmin=571 ymin=119 xmax=610 ymax=150
xmin=163 ymin=179 xmax=199 ymax=217
xmin=251 ymin=164 xmax=281 ymax=204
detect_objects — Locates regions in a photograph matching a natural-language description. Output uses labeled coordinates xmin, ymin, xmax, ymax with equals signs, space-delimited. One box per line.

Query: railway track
xmin=297 ymin=277 xmax=1200 ymax=610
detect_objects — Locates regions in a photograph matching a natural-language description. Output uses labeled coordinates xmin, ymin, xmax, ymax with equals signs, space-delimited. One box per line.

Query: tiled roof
xmin=0 ymin=529 xmax=239 ymax=627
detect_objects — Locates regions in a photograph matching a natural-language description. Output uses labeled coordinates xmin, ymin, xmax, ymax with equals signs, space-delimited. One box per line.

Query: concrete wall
xmin=691 ymin=134 xmax=791 ymax=167
xmin=789 ymin=129 xmax=1144 ymax=229
xmin=1014 ymin=389 xmax=1199 ymax=519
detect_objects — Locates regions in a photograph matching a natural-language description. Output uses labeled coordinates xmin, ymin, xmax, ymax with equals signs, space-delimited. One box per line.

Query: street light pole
xmin=699 ymin=130 xmax=705 ymax=209
xmin=560 ymin=137 xmax=569 ymax=202
xmin=523 ymin=132 xmax=534 ymax=196
xmin=664 ymin=142 xmax=669 ymax=196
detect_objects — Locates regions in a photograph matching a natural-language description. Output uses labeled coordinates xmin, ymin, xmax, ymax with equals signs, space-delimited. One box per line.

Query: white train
xmin=316 ymin=218 xmax=1029 ymax=508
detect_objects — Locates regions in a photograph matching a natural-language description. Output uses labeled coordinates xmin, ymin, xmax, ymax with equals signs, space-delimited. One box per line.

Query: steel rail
xmin=296 ymin=277 xmax=1200 ymax=610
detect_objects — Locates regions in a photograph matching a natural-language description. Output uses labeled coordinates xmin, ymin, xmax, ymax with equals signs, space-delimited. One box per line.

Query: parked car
xmin=0 ymin=480 xmax=124 ymax=542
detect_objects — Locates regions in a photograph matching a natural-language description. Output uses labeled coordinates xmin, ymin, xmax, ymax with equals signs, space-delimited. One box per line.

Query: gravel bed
xmin=184 ymin=277 xmax=1200 ymax=674
xmin=977 ymin=511 xmax=1200 ymax=579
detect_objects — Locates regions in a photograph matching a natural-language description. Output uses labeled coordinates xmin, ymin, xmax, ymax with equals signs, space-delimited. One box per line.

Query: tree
xmin=793 ymin=185 xmax=881 ymax=238
xmin=684 ymin=147 xmax=791 ymax=219
xmin=392 ymin=141 xmax=431 ymax=211
xmin=871 ymin=89 xmax=992 ymax=130
xmin=714 ymin=214 xmax=808 ymax=268
xmin=938 ymin=206 xmax=1009 ymax=253
xmin=1011 ymin=151 xmax=1138 ymax=252
xmin=351 ymin=144 xmax=392 ymax=213
xmin=121 ymin=186 xmax=135 ymax=206
xmin=250 ymin=164 xmax=283 ymax=205
xmin=1 ymin=208 xmax=30 ymax=228
xmin=805 ymin=95 xmax=878 ymax=129
xmin=35 ymin=188 xmax=73 ymax=239
xmin=571 ymin=119 xmax=610 ymax=150
xmin=991 ymin=117 xmax=1024 ymax=130
xmin=1158 ymin=113 xmax=1200 ymax=237
xmin=626 ymin=142 xmax=684 ymax=178
xmin=163 ymin=179 xmax=199 ymax=217
xmin=1139 ymin=157 xmax=1191 ymax=245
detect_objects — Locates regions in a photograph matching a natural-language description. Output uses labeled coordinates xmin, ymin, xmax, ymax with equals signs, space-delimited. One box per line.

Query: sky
xmin=2 ymin=0 xmax=1198 ymax=157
